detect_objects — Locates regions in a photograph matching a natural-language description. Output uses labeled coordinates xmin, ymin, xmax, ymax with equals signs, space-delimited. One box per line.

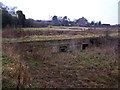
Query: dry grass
xmin=27 ymin=46 xmax=118 ymax=88
xmin=2 ymin=44 xmax=32 ymax=88
xmin=2 ymin=36 xmax=118 ymax=88
xmin=3 ymin=34 xmax=103 ymax=43
xmin=2 ymin=27 xmax=118 ymax=43
xmin=2 ymin=26 xmax=119 ymax=88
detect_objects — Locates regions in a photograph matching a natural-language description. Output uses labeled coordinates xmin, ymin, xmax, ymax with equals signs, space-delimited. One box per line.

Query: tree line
xmin=1 ymin=2 xmax=103 ymax=29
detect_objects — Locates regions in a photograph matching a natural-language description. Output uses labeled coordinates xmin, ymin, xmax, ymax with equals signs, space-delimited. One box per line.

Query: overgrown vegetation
xmin=2 ymin=26 xmax=118 ymax=43
xmin=2 ymin=34 xmax=118 ymax=88
xmin=25 ymin=44 xmax=118 ymax=88
xmin=1 ymin=1 xmax=119 ymax=89
xmin=2 ymin=46 xmax=32 ymax=88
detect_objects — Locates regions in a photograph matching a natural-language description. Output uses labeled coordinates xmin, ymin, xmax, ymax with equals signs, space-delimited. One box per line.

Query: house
xmin=76 ymin=17 xmax=88 ymax=26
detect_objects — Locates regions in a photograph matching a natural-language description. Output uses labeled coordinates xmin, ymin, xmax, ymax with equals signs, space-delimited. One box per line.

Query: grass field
xmin=2 ymin=26 xmax=118 ymax=43
xmin=3 ymin=34 xmax=104 ymax=43
xmin=23 ymin=26 xmax=89 ymax=31
xmin=2 ymin=41 xmax=118 ymax=88
xmin=2 ymin=26 xmax=119 ymax=88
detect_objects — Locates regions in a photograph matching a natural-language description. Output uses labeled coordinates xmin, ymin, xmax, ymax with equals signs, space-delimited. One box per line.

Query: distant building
xmin=76 ymin=17 xmax=88 ymax=26
xmin=111 ymin=24 xmax=118 ymax=28
xmin=35 ymin=20 xmax=42 ymax=22
xmin=102 ymin=24 xmax=111 ymax=27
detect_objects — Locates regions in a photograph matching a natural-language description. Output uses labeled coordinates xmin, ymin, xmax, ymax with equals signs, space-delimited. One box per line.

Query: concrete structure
xmin=3 ymin=37 xmax=118 ymax=61
xmin=4 ymin=37 xmax=101 ymax=54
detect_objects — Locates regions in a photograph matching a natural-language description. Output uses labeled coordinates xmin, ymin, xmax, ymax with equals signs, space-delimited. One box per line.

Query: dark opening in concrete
xmin=90 ymin=38 xmax=97 ymax=45
xmin=27 ymin=49 xmax=33 ymax=52
xmin=82 ymin=44 xmax=88 ymax=50
xmin=59 ymin=46 xmax=67 ymax=52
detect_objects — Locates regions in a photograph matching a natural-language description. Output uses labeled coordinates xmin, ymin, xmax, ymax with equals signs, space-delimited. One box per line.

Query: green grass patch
xmin=2 ymin=54 xmax=32 ymax=88
xmin=2 ymin=55 xmax=18 ymax=66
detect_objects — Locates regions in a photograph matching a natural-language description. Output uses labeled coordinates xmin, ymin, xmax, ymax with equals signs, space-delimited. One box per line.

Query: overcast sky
xmin=1 ymin=0 xmax=119 ymax=25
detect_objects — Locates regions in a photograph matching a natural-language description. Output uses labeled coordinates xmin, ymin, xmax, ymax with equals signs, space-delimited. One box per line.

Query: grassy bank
xmin=2 ymin=26 xmax=118 ymax=88
xmin=2 ymin=38 xmax=118 ymax=88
